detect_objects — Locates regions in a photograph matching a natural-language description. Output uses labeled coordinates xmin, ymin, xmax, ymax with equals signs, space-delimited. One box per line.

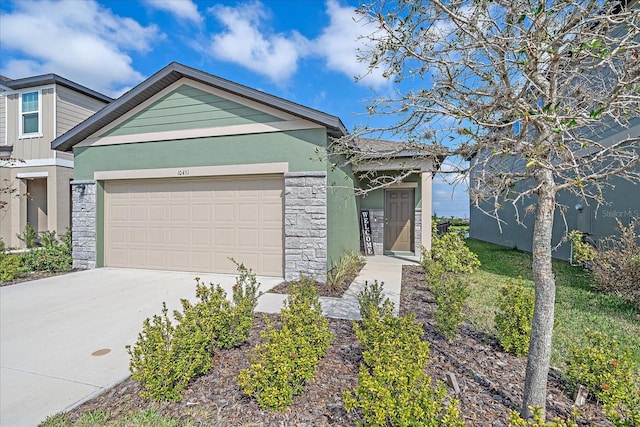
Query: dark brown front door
xmin=384 ymin=189 xmax=414 ymax=252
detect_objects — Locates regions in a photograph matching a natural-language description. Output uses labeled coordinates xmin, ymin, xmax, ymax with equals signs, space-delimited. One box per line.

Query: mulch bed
xmin=64 ymin=265 xmax=611 ymax=426
xmin=267 ymin=261 xmax=365 ymax=298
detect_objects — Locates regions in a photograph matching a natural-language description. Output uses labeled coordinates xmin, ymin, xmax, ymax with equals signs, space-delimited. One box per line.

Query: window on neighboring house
xmin=20 ymin=91 xmax=40 ymax=137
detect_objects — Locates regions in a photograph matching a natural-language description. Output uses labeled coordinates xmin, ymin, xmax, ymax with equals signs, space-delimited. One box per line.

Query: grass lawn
xmin=464 ymin=239 xmax=640 ymax=369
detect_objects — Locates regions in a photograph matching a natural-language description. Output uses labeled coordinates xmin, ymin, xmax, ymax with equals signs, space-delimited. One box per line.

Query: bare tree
xmin=338 ymin=0 xmax=640 ymax=418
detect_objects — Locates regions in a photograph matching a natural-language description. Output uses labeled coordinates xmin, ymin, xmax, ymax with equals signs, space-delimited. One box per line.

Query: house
xmin=469 ymin=118 xmax=640 ymax=261
xmin=0 ymin=74 xmax=112 ymax=248
xmin=51 ymin=62 xmax=438 ymax=280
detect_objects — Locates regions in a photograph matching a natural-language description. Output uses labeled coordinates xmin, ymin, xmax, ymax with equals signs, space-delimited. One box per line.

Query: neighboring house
xmin=0 ymin=74 xmax=112 ymax=248
xmin=51 ymin=62 xmax=439 ymax=280
xmin=469 ymin=119 xmax=640 ymax=261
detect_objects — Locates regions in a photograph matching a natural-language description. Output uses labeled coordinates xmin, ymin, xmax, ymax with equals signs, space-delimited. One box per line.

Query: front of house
xmin=52 ymin=63 xmax=437 ymax=280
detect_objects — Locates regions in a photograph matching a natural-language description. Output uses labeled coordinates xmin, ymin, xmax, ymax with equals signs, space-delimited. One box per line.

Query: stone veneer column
xmin=71 ymin=180 xmax=97 ymax=269
xmin=284 ymin=172 xmax=327 ymax=282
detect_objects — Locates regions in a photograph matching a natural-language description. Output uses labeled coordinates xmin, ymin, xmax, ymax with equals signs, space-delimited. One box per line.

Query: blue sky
xmin=0 ymin=0 xmax=469 ymax=218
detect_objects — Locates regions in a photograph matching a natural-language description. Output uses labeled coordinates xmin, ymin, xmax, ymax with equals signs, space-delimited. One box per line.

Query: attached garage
xmin=104 ymin=175 xmax=283 ymax=276
xmin=52 ymin=63 xmax=438 ymax=282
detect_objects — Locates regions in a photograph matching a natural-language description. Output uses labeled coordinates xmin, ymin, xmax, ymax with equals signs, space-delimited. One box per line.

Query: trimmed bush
xmin=565 ymin=330 xmax=640 ymax=426
xmin=238 ymin=276 xmax=333 ymax=411
xmin=421 ymin=229 xmax=480 ymax=275
xmin=0 ymin=254 xmax=24 ymax=282
xmin=128 ymin=264 xmax=260 ymax=401
xmin=508 ymin=407 xmax=578 ymax=426
xmin=357 ymin=280 xmax=393 ymax=321
xmin=22 ymin=229 xmax=72 ymax=272
xmin=127 ymin=303 xmax=204 ymax=401
xmin=495 ymin=277 xmax=534 ymax=356
xmin=344 ymin=292 xmax=465 ymax=426
xmin=432 ymin=275 xmax=469 ymax=341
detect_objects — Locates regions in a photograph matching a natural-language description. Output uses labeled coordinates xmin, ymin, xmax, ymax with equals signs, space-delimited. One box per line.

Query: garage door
xmin=104 ymin=175 xmax=283 ymax=276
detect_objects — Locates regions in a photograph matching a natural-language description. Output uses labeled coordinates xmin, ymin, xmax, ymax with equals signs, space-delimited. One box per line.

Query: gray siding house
xmin=469 ymin=118 xmax=640 ymax=261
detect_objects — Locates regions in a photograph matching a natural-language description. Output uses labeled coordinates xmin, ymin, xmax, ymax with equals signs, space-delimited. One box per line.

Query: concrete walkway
xmin=0 ymin=256 xmax=416 ymax=426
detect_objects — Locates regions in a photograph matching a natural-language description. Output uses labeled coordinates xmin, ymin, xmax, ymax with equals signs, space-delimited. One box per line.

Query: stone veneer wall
xmin=71 ymin=180 xmax=97 ymax=269
xmin=364 ymin=207 xmax=422 ymax=256
xmin=284 ymin=172 xmax=327 ymax=281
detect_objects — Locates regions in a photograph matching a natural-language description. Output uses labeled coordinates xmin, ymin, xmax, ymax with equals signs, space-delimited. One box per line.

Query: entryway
xmin=384 ymin=189 xmax=414 ymax=253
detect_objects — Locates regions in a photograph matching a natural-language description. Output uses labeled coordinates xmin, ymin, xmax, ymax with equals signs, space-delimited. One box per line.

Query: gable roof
xmin=0 ymin=73 xmax=112 ymax=104
xmin=52 ymin=62 xmax=348 ymax=152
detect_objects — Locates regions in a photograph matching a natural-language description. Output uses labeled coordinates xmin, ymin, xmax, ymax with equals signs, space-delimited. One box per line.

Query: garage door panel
xmin=105 ymin=176 xmax=283 ymax=275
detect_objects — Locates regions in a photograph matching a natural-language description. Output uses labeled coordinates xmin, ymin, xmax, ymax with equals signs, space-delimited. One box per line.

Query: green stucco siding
xmin=74 ymin=129 xmax=327 ymax=180
xmin=103 ymin=85 xmax=283 ymax=137
xmin=326 ymin=157 xmax=361 ymax=265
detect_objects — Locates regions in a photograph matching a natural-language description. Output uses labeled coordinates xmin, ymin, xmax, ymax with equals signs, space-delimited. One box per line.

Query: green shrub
xmin=344 ymin=299 xmax=465 ymax=426
xmin=326 ymin=250 xmax=364 ymax=291
xmin=357 ymin=280 xmax=393 ymax=322
xmin=421 ymin=229 xmax=480 ymax=275
xmin=508 ymin=407 xmax=578 ymax=426
xmin=17 ymin=224 xmax=38 ymax=248
xmin=568 ymin=230 xmax=595 ymax=266
xmin=127 ymin=303 xmax=204 ymax=401
xmin=0 ymin=237 xmax=5 ymax=254
xmin=0 ymin=254 xmax=24 ymax=282
xmin=495 ymin=277 xmax=534 ymax=357
xmin=590 ymin=219 xmax=640 ymax=308
xmin=128 ymin=264 xmax=260 ymax=401
xmin=22 ymin=229 xmax=72 ymax=272
xmin=431 ymin=275 xmax=470 ymax=341
xmin=238 ymin=276 xmax=333 ymax=411
xmin=565 ymin=330 xmax=640 ymax=426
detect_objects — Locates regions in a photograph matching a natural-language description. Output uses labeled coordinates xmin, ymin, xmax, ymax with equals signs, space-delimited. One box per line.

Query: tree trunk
xmin=522 ymin=169 xmax=557 ymax=419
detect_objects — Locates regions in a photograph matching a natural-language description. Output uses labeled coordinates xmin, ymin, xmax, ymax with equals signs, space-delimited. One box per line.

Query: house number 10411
xmin=177 ymin=169 xmax=190 ymax=176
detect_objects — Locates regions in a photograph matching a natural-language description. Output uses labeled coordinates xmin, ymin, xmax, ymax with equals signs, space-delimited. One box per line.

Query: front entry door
xmin=384 ymin=189 xmax=414 ymax=252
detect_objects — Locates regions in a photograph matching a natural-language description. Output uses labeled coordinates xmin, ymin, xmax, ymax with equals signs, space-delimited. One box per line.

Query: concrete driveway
xmin=0 ymin=268 xmax=283 ymax=427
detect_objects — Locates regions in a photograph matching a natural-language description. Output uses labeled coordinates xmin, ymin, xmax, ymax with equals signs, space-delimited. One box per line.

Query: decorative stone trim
xmin=284 ymin=172 xmax=327 ymax=281
xmin=71 ymin=180 xmax=97 ymax=269
xmin=414 ymin=208 xmax=422 ymax=255
xmin=368 ymin=209 xmax=385 ymax=255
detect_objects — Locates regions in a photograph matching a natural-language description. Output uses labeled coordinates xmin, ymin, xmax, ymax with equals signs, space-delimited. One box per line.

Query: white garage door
xmin=104 ymin=175 xmax=283 ymax=276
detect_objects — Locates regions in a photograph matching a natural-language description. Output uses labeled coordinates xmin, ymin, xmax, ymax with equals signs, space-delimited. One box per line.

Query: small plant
xmin=344 ymin=297 xmax=465 ymax=426
xmin=508 ymin=406 xmax=578 ymax=427
xmin=495 ymin=277 xmax=535 ymax=357
xmin=421 ymin=228 xmax=480 ymax=275
xmin=431 ymin=275 xmax=470 ymax=341
xmin=357 ymin=280 xmax=392 ymax=321
xmin=568 ymin=230 xmax=595 ymax=266
xmin=128 ymin=302 xmax=205 ymax=401
xmin=22 ymin=229 xmax=72 ymax=272
xmin=17 ymin=224 xmax=38 ymax=248
xmin=0 ymin=254 xmax=24 ymax=282
xmin=238 ymin=276 xmax=333 ymax=411
xmin=565 ymin=330 xmax=640 ymax=426
xmin=326 ymin=250 xmax=364 ymax=290
xmin=0 ymin=237 xmax=5 ymax=254
xmin=39 ymin=230 xmax=58 ymax=248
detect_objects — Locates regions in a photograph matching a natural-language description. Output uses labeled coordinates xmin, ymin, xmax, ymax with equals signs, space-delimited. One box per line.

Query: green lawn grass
xmin=464 ymin=239 xmax=640 ymax=369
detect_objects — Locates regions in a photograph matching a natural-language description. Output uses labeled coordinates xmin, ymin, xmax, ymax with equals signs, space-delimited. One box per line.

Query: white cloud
xmin=145 ymin=0 xmax=202 ymax=23
xmin=0 ymin=0 xmax=162 ymax=96
xmin=206 ymin=2 xmax=309 ymax=85
xmin=313 ymin=0 xmax=389 ymax=87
